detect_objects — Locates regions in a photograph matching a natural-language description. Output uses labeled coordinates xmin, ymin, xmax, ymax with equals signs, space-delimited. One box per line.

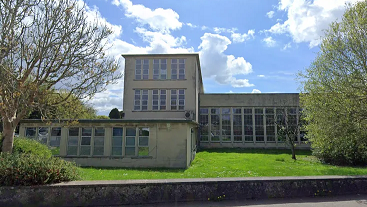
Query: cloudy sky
xmin=83 ymin=0 xmax=361 ymax=115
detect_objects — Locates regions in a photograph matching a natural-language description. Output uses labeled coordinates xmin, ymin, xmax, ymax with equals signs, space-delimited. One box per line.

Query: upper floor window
xmin=171 ymin=59 xmax=185 ymax=80
xmin=170 ymin=89 xmax=185 ymax=110
xmin=135 ymin=59 xmax=149 ymax=80
xmin=153 ymin=59 xmax=167 ymax=80
xmin=134 ymin=89 xmax=148 ymax=111
xmin=152 ymin=89 xmax=166 ymax=110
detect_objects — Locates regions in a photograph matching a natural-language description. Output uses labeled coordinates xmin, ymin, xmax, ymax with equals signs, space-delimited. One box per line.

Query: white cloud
xmin=112 ymin=0 xmax=182 ymax=32
xmin=267 ymin=11 xmax=275 ymax=18
xmin=263 ymin=36 xmax=276 ymax=47
xmin=198 ymin=33 xmax=254 ymax=88
xmin=231 ymin=30 xmax=255 ymax=43
xmin=252 ymin=89 xmax=261 ymax=93
xmin=257 ymin=75 xmax=265 ymax=78
xmin=185 ymin=23 xmax=197 ymax=28
xmin=268 ymin=0 xmax=363 ymax=48
xmin=282 ymin=42 xmax=292 ymax=50
xmin=213 ymin=27 xmax=237 ymax=34
xmin=201 ymin=25 xmax=209 ymax=30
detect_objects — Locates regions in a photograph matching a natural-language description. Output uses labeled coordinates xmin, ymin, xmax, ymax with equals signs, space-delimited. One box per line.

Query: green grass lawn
xmin=79 ymin=149 xmax=367 ymax=180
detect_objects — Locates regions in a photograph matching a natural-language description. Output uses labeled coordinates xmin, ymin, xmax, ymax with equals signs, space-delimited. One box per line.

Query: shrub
xmin=13 ymin=137 xmax=52 ymax=158
xmin=0 ymin=153 xmax=80 ymax=186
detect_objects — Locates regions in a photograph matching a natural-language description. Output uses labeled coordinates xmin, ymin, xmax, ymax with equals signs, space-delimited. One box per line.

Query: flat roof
xmin=20 ymin=119 xmax=199 ymax=124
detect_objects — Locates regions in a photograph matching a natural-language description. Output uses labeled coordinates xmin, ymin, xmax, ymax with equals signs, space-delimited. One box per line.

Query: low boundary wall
xmin=1 ymin=176 xmax=367 ymax=206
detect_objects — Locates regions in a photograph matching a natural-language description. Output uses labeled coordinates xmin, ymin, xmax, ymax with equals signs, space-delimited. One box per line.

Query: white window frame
xmin=178 ymin=89 xmax=185 ymax=110
xmin=93 ymin=127 xmax=105 ymax=156
xmin=135 ymin=59 xmax=149 ymax=80
xmin=153 ymin=59 xmax=167 ymax=80
xmin=134 ymin=89 xmax=148 ymax=111
xmin=112 ymin=127 xmax=124 ymax=156
xmin=178 ymin=59 xmax=185 ymax=79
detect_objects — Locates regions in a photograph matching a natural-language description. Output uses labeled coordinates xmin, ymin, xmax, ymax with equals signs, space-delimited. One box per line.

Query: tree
xmin=0 ymin=0 xmax=121 ymax=152
xmin=275 ymin=108 xmax=300 ymax=160
xmin=109 ymin=108 xmax=120 ymax=119
xmin=299 ymin=1 xmax=367 ymax=165
xmin=96 ymin=115 xmax=109 ymax=119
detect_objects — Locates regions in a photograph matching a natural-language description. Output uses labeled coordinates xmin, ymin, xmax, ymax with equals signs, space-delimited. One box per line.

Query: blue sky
xmin=84 ymin=0 xmax=361 ymax=115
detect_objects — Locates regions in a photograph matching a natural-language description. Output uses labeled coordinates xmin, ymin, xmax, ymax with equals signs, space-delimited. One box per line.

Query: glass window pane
xmin=80 ymin=146 xmax=91 ymax=156
xmin=82 ymin=128 xmax=92 ymax=136
xmin=112 ymin=147 xmax=122 ymax=156
xmin=94 ymin=137 xmax=104 ymax=145
xmin=112 ymin=137 xmax=123 ymax=146
xmin=25 ymin=127 xmax=37 ymax=137
xmin=51 ymin=127 xmax=61 ymax=136
xmin=68 ymin=137 xmax=78 ymax=145
xmin=81 ymin=137 xmax=91 ymax=145
xmin=138 ymin=147 xmax=149 ymax=156
xmin=50 ymin=136 xmax=61 ymax=147
xmin=113 ymin=128 xmax=123 ymax=136
xmin=126 ymin=128 xmax=136 ymax=136
xmin=69 ymin=128 xmax=79 ymax=136
xmin=139 ymin=137 xmax=149 ymax=146
xmin=125 ymin=147 xmax=135 ymax=156
xmin=93 ymin=147 xmax=104 ymax=156
xmin=67 ymin=146 xmax=77 ymax=155
xmin=95 ymin=128 xmax=105 ymax=136
xmin=139 ymin=128 xmax=149 ymax=136
xmin=126 ymin=137 xmax=135 ymax=146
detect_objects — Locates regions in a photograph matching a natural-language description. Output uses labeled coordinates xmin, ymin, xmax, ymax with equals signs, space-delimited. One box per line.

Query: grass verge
xmin=80 ymin=149 xmax=367 ymax=180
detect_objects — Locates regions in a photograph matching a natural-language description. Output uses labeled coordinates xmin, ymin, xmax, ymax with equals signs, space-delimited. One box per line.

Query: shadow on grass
xmin=198 ymin=148 xmax=312 ymax=156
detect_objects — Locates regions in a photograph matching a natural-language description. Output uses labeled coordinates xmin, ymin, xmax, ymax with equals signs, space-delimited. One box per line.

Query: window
xmin=125 ymin=128 xmax=136 ymax=156
xmin=266 ymin=108 xmax=275 ymax=142
xmin=288 ymin=108 xmax=298 ymax=142
xmin=299 ymin=108 xmax=307 ymax=142
xmin=255 ymin=108 xmax=264 ymax=142
xmin=153 ymin=59 xmax=167 ymax=79
xmin=80 ymin=127 xmax=92 ymax=156
xmin=221 ymin=108 xmax=231 ymax=142
xmin=160 ymin=90 xmax=166 ymax=110
xmin=25 ymin=127 xmax=36 ymax=139
xmin=233 ymin=108 xmax=242 ymax=142
xmin=38 ymin=127 xmax=49 ymax=144
xmin=138 ymin=128 xmax=149 ymax=156
xmin=211 ymin=108 xmax=220 ymax=142
xmin=244 ymin=108 xmax=253 ymax=142
xmin=170 ymin=90 xmax=177 ymax=110
xmin=94 ymin=128 xmax=104 ymax=156
xmin=112 ymin=128 xmax=123 ymax=156
xmin=50 ymin=127 xmax=61 ymax=155
xmin=152 ymin=89 xmax=166 ymax=110
xmin=134 ymin=89 xmax=148 ymax=111
xmin=67 ymin=128 xmax=79 ymax=155
xmin=178 ymin=89 xmax=185 ymax=110
xmin=135 ymin=59 xmax=149 ymax=80
xmin=276 ymin=108 xmax=285 ymax=142
xmin=199 ymin=108 xmax=209 ymax=142
xmin=171 ymin=59 xmax=185 ymax=79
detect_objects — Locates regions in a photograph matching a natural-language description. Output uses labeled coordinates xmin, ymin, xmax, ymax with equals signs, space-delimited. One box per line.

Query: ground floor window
xmin=25 ymin=127 xmax=61 ymax=155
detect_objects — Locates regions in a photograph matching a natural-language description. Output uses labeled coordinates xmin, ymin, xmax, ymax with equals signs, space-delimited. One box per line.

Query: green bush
xmin=0 ymin=153 xmax=80 ymax=186
xmin=13 ymin=137 xmax=52 ymax=158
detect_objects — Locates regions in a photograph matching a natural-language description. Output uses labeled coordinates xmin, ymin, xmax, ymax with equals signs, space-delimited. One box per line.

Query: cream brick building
xmin=19 ymin=53 xmax=308 ymax=168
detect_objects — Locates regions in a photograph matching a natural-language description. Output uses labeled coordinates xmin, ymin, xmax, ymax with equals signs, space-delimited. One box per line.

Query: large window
xmin=152 ymin=89 xmax=166 ymax=110
xmin=199 ymin=108 xmax=209 ymax=142
xmin=276 ymin=108 xmax=285 ymax=142
xmin=211 ymin=108 xmax=220 ymax=142
xmin=80 ymin=127 xmax=92 ymax=156
xmin=67 ymin=128 xmax=79 ymax=155
xmin=221 ymin=108 xmax=231 ymax=142
xmin=125 ymin=128 xmax=136 ymax=156
xmin=138 ymin=128 xmax=149 ymax=156
xmin=233 ymin=108 xmax=242 ymax=142
xmin=255 ymin=108 xmax=264 ymax=142
xmin=171 ymin=59 xmax=185 ymax=80
xmin=94 ymin=128 xmax=105 ymax=156
xmin=170 ymin=89 xmax=185 ymax=110
xmin=25 ymin=127 xmax=61 ymax=155
xmin=244 ymin=108 xmax=253 ymax=142
xmin=288 ymin=108 xmax=298 ymax=142
xmin=135 ymin=59 xmax=149 ymax=80
xmin=266 ymin=108 xmax=276 ymax=142
xmin=112 ymin=128 xmax=123 ymax=156
xmin=153 ymin=59 xmax=167 ymax=79
xmin=134 ymin=89 xmax=148 ymax=111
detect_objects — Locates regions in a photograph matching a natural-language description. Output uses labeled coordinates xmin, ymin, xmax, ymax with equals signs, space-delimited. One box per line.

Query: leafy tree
xmin=299 ymin=1 xmax=367 ymax=165
xmin=109 ymin=108 xmax=120 ymax=119
xmin=0 ymin=0 xmax=121 ymax=152
xmin=96 ymin=115 xmax=109 ymax=119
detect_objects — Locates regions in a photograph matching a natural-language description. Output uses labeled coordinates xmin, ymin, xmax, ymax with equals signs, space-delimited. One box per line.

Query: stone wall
xmin=1 ymin=176 xmax=367 ymax=206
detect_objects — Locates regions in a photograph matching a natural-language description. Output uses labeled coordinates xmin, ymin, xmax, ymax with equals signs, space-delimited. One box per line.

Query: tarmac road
xmin=113 ymin=194 xmax=367 ymax=207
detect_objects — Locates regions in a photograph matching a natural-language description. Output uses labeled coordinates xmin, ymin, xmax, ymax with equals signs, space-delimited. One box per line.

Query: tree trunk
xmin=291 ymin=145 xmax=296 ymax=160
xmin=1 ymin=120 xmax=15 ymax=153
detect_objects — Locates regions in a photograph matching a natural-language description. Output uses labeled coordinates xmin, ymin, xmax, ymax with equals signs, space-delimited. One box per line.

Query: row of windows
xmin=135 ymin=59 xmax=185 ymax=80
xmin=134 ymin=89 xmax=185 ymax=111
xmin=24 ymin=127 xmax=150 ymax=157
xmin=199 ymin=107 xmax=305 ymax=143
